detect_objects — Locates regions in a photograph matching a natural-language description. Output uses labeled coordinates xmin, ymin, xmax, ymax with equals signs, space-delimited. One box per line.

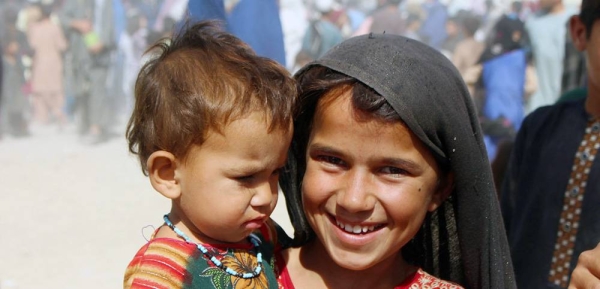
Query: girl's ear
xmin=569 ymin=15 xmax=588 ymax=51
xmin=147 ymin=151 xmax=181 ymax=199
xmin=428 ymin=172 xmax=455 ymax=212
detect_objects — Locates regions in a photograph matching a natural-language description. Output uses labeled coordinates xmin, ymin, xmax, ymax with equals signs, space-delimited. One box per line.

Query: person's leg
xmin=49 ymin=91 xmax=67 ymax=128
xmin=32 ymin=92 xmax=48 ymax=124
xmin=84 ymin=67 xmax=110 ymax=144
xmin=76 ymin=92 xmax=90 ymax=136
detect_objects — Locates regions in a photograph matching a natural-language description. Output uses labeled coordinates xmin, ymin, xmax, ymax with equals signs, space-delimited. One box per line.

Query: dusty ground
xmin=0 ymin=122 xmax=293 ymax=289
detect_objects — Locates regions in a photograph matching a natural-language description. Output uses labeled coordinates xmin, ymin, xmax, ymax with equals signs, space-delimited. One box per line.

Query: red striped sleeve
xmin=124 ymin=239 xmax=197 ymax=289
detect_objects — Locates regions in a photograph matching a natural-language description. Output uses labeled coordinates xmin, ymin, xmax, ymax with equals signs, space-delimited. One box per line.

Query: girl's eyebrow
xmin=307 ymin=143 xmax=342 ymax=156
xmin=309 ymin=143 xmax=423 ymax=173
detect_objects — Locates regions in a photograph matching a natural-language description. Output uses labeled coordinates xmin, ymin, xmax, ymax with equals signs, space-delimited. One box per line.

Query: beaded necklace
xmin=162 ymin=214 xmax=263 ymax=279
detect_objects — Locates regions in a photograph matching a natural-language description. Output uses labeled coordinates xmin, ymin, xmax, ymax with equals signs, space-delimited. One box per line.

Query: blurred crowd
xmin=0 ymin=0 xmax=584 ymax=155
xmin=0 ymin=0 xmax=182 ymax=144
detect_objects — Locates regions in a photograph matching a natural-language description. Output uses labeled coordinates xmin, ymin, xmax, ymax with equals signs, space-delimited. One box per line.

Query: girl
xmin=278 ymin=33 xmax=516 ymax=288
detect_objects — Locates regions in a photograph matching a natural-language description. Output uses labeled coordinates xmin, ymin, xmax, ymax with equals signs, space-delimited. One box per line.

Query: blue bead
xmin=161 ymin=213 xmax=263 ymax=279
xmin=226 ymin=268 xmax=237 ymax=275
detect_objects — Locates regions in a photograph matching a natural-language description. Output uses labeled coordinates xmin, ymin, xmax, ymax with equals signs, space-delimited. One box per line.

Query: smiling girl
xmin=277 ymin=33 xmax=516 ymax=288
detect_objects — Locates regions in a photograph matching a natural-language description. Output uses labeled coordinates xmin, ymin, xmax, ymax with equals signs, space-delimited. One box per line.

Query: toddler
xmin=124 ymin=21 xmax=296 ymax=289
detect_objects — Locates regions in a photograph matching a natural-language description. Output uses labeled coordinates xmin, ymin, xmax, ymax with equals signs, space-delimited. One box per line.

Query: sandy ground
xmin=0 ymin=122 xmax=293 ymax=289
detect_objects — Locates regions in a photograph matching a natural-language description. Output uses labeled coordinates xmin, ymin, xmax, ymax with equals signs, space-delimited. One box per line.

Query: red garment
xmin=275 ymin=252 xmax=463 ymax=289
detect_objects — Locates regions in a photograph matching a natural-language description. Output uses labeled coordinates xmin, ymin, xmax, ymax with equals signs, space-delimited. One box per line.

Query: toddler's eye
xmin=236 ymin=175 xmax=255 ymax=182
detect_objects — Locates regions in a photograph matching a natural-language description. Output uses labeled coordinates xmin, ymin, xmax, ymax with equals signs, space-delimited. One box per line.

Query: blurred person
xmin=446 ymin=0 xmax=487 ymax=16
xmin=153 ymin=0 xmax=188 ymax=33
xmin=368 ymin=0 xmax=406 ymax=35
xmin=186 ymin=0 xmax=226 ymax=24
xmin=279 ymin=0 xmax=308 ymax=71
xmin=123 ymin=21 xmax=295 ymax=288
xmin=131 ymin=0 xmax=164 ymax=30
xmin=187 ymin=0 xmax=287 ymax=66
xmin=227 ymin=0 xmax=287 ymax=66
xmin=508 ymin=1 xmax=525 ymax=20
xmin=478 ymin=0 xmax=505 ymax=44
xmin=328 ymin=8 xmax=353 ymax=38
xmin=1 ymin=30 xmax=29 ymax=138
xmin=562 ymin=15 xmax=587 ymax=97
xmin=344 ymin=0 xmax=367 ymax=32
xmin=404 ymin=12 xmax=423 ymax=41
xmin=110 ymin=0 xmax=128 ymax=122
xmin=16 ymin=1 xmax=42 ymax=34
xmin=501 ymin=1 xmax=600 ymax=288
xmin=118 ymin=8 xmax=148 ymax=118
xmin=60 ymin=0 xmax=116 ymax=144
xmin=524 ymin=0 xmax=576 ymax=113
xmin=452 ymin=13 xmax=484 ymax=74
xmin=418 ymin=0 xmax=448 ymax=50
xmin=28 ymin=3 xmax=68 ymax=127
xmin=452 ymin=13 xmax=484 ymax=96
xmin=301 ymin=0 xmax=343 ymax=60
xmin=440 ymin=16 xmax=465 ymax=58
xmin=478 ymin=15 xmax=527 ymax=161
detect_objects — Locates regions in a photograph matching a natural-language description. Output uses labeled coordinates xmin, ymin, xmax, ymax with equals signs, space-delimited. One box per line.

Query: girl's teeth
xmin=344 ymin=224 xmax=353 ymax=232
xmin=335 ymin=219 xmax=378 ymax=234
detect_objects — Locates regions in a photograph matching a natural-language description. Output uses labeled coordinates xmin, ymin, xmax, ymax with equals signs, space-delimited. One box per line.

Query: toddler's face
xmin=175 ymin=111 xmax=292 ymax=244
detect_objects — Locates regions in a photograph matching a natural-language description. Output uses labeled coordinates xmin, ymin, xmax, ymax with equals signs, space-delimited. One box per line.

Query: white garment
xmin=94 ymin=0 xmax=106 ymax=35
xmin=279 ymin=0 xmax=308 ymax=71
xmin=525 ymin=9 xmax=577 ymax=114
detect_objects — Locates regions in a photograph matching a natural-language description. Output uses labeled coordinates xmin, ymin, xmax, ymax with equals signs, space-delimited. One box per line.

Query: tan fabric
xmin=452 ymin=38 xmax=484 ymax=75
xmin=28 ymin=19 xmax=68 ymax=94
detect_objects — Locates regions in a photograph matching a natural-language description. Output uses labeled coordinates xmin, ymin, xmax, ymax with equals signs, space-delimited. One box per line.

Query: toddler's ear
xmin=428 ymin=172 xmax=455 ymax=212
xmin=147 ymin=151 xmax=181 ymax=199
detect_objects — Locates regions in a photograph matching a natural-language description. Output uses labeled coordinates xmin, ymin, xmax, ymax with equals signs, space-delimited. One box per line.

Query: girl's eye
xmin=317 ymin=155 xmax=345 ymax=166
xmin=380 ymin=166 xmax=408 ymax=177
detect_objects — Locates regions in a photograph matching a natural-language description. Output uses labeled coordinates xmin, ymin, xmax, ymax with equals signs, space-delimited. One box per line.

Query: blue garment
xmin=301 ymin=19 xmax=343 ymax=60
xmin=346 ymin=8 xmax=366 ymax=32
xmin=482 ymin=49 xmax=526 ymax=159
xmin=187 ymin=0 xmax=227 ymax=23
xmin=112 ymin=0 xmax=126 ymax=43
xmin=419 ymin=0 xmax=448 ymax=50
xmin=525 ymin=9 xmax=576 ymax=113
xmin=227 ymin=0 xmax=286 ymax=66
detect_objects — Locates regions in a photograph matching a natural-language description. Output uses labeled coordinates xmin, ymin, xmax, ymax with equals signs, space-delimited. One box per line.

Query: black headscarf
xmin=280 ymin=33 xmax=516 ymax=289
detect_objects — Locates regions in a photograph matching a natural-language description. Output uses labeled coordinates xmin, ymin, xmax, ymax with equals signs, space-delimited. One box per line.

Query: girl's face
xmin=302 ymin=89 xmax=450 ymax=270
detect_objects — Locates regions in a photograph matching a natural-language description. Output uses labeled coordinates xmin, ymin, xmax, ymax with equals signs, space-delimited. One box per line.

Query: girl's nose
xmin=336 ymin=169 xmax=375 ymax=213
